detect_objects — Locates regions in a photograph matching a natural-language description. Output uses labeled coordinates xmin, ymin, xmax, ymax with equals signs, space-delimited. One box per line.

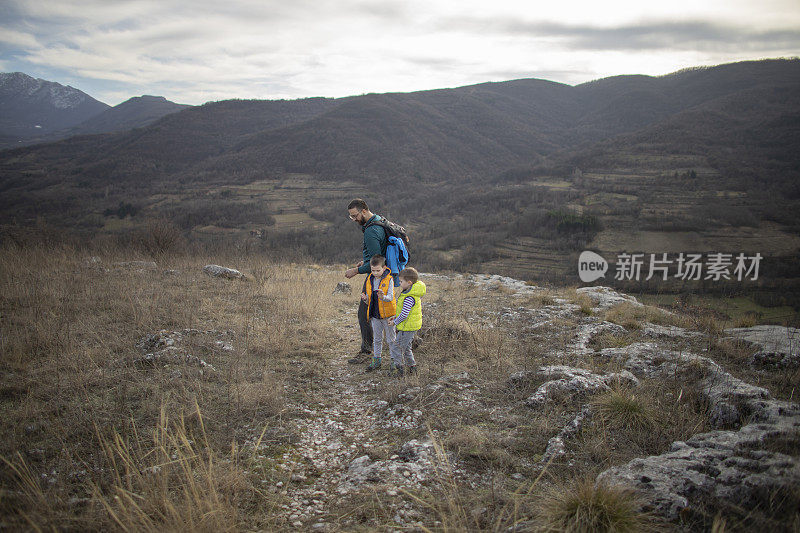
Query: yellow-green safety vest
xmin=396 ymin=281 xmax=426 ymax=331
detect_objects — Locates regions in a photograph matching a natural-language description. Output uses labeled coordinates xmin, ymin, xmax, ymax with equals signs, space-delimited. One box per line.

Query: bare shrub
xmin=138 ymin=218 xmax=186 ymax=258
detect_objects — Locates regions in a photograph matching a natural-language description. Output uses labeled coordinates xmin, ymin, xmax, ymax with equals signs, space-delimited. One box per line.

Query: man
xmin=344 ymin=198 xmax=388 ymax=364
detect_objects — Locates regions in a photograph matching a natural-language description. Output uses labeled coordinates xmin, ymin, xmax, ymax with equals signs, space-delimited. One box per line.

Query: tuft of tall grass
xmin=444 ymin=425 xmax=516 ymax=470
xmin=537 ymin=478 xmax=651 ymax=533
xmin=591 ymin=388 xmax=655 ymax=433
xmin=90 ymin=403 xmax=267 ymax=532
xmin=418 ymin=316 xmax=511 ymax=379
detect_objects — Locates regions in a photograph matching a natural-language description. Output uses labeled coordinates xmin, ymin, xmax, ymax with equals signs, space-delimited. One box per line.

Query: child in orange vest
xmin=361 ymin=255 xmax=397 ymax=371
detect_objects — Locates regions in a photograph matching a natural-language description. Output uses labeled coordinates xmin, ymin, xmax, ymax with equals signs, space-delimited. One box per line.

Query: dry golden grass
xmin=603 ymin=302 xmax=690 ymax=330
xmin=536 ymin=478 xmax=652 ymax=533
xmin=589 ymin=332 xmax=639 ymax=351
xmin=566 ymin=376 xmax=710 ymax=472
xmin=416 ymin=296 xmax=514 ymax=380
xmin=519 ymin=289 xmax=558 ymax=308
xmin=90 ymin=405 xmax=248 ymax=533
xmin=732 ymin=313 xmax=758 ymax=329
xmin=0 ymin=242 xmax=344 ymax=530
xmin=566 ymin=288 xmax=595 ymax=316
xmin=591 ymin=388 xmax=655 ymax=434
xmin=0 ymin=242 xmax=792 ymax=531
xmin=444 ymin=425 xmax=516 ymax=470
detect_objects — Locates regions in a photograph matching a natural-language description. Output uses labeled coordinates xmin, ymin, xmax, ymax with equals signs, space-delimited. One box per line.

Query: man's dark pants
xmin=358 ymin=298 xmax=372 ymax=353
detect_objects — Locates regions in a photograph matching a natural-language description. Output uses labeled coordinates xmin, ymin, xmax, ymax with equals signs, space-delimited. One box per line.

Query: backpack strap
xmin=363 ymin=216 xmax=388 ymax=254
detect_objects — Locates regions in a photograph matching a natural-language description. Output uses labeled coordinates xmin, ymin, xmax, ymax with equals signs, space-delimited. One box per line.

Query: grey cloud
xmin=403 ymin=56 xmax=474 ymax=68
xmin=439 ymin=17 xmax=800 ymax=52
xmin=352 ymin=1 xmax=412 ymax=22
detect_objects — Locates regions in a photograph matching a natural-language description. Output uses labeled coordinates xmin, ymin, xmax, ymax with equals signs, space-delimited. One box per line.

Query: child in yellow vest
xmin=388 ymin=267 xmax=426 ymax=376
xmin=362 ymin=255 xmax=397 ymax=372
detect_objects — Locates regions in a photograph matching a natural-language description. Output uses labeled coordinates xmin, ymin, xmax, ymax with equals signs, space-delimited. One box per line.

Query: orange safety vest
xmin=364 ymin=269 xmax=397 ymax=319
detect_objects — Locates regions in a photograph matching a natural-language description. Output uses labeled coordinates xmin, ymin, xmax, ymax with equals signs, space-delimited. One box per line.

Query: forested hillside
xmin=1 ymin=59 xmax=798 ymax=302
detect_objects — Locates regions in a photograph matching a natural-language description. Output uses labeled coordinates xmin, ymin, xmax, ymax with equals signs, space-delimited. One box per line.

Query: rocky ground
xmin=212 ymin=272 xmax=799 ymax=531
xmin=3 ymin=257 xmax=798 ymax=531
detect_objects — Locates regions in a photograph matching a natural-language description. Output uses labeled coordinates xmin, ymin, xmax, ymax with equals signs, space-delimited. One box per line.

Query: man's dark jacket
xmin=357 ymin=215 xmax=388 ymax=274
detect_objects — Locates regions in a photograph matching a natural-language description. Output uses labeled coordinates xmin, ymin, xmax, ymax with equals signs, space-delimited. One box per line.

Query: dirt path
xmin=276 ymin=309 xmax=427 ymax=530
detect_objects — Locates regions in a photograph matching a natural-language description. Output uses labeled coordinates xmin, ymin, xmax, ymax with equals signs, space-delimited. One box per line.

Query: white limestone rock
xmin=725 ymin=325 xmax=800 ymax=368
xmin=641 ymin=323 xmax=702 ymax=339
xmin=203 ymin=264 xmax=243 ymax=279
xmin=576 ymin=286 xmax=642 ymax=310
xmin=333 ymin=282 xmax=352 ymax=295
xmin=598 ymin=400 xmax=800 ymax=521
xmin=524 ymin=365 xmax=639 ymax=407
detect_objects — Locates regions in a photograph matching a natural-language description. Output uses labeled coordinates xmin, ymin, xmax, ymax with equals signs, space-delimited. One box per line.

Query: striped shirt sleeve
xmin=395 ymin=296 xmax=415 ymax=324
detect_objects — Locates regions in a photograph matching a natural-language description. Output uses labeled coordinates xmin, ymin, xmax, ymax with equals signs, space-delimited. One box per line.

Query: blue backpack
xmin=365 ymin=217 xmax=411 ymax=274
xmin=386 ymin=236 xmax=409 ymax=275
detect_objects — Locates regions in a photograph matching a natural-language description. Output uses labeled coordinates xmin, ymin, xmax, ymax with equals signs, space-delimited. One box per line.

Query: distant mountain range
xmin=0 ymin=72 xmax=109 ymax=145
xmin=0 ymin=72 xmax=189 ymax=149
xmin=58 ymin=95 xmax=191 ymax=138
xmin=3 ymin=60 xmax=798 ymax=187
xmin=1 ymin=59 xmax=799 ymax=296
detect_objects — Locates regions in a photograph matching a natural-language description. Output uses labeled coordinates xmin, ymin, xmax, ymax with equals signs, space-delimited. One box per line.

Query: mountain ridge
xmin=60 ymin=95 xmax=192 ymax=137
xmin=0 ymin=72 xmax=109 ymax=146
xmin=0 ymin=73 xmax=193 ymax=148
xmin=3 ymin=59 xmax=798 ymax=186
xmin=1 ymin=59 xmax=799 ymax=294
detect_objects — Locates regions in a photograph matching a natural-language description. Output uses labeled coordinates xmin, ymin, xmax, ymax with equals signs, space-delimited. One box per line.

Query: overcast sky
xmin=2 ymin=0 xmax=799 ymax=106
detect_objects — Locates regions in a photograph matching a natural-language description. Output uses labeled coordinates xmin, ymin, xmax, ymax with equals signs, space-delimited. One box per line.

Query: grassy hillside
xmin=1 ymin=243 xmax=797 ymax=530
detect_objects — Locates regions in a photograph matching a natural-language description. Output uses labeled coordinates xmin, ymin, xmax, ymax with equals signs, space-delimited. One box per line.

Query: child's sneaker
xmin=388 ymin=363 xmax=404 ymax=377
xmin=365 ymin=358 xmax=382 ymax=372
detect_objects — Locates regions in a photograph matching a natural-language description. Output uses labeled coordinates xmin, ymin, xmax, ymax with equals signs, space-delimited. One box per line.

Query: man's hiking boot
xmin=348 ymin=350 xmax=371 ymax=365
xmin=388 ymin=364 xmax=404 ymax=377
xmin=365 ymin=358 xmax=382 ymax=372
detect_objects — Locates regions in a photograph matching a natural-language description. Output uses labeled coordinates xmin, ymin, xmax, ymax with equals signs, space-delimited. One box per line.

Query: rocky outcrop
xmin=333 ymin=282 xmax=352 ymax=295
xmin=641 ymin=323 xmax=702 ymax=339
xmin=203 ymin=264 xmax=243 ymax=279
xmin=570 ymin=320 xmax=627 ymax=355
xmin=510 ymin=365 xmax=639 ymax=407
xmin=130 ymin=329 xmax=231 ymax=374
xmin=595 ymin=339 xmax=800 ymax=521
xmin=600 ymin=342 xmax=770 ymax=428
xmin=576 ymin=286 xmax=642 ymax=310
xmin=135 ymin=347 xmax=216 ymax=372
xmin=726 ymin=325 xmax=800 ymax=368
xmin=598 ymin=400 xmax=800 ymax=520
xmin=542 ymin=406 xmax=593 ymax=464
xmin=469 ymin=274 xmax=543 ymax=296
